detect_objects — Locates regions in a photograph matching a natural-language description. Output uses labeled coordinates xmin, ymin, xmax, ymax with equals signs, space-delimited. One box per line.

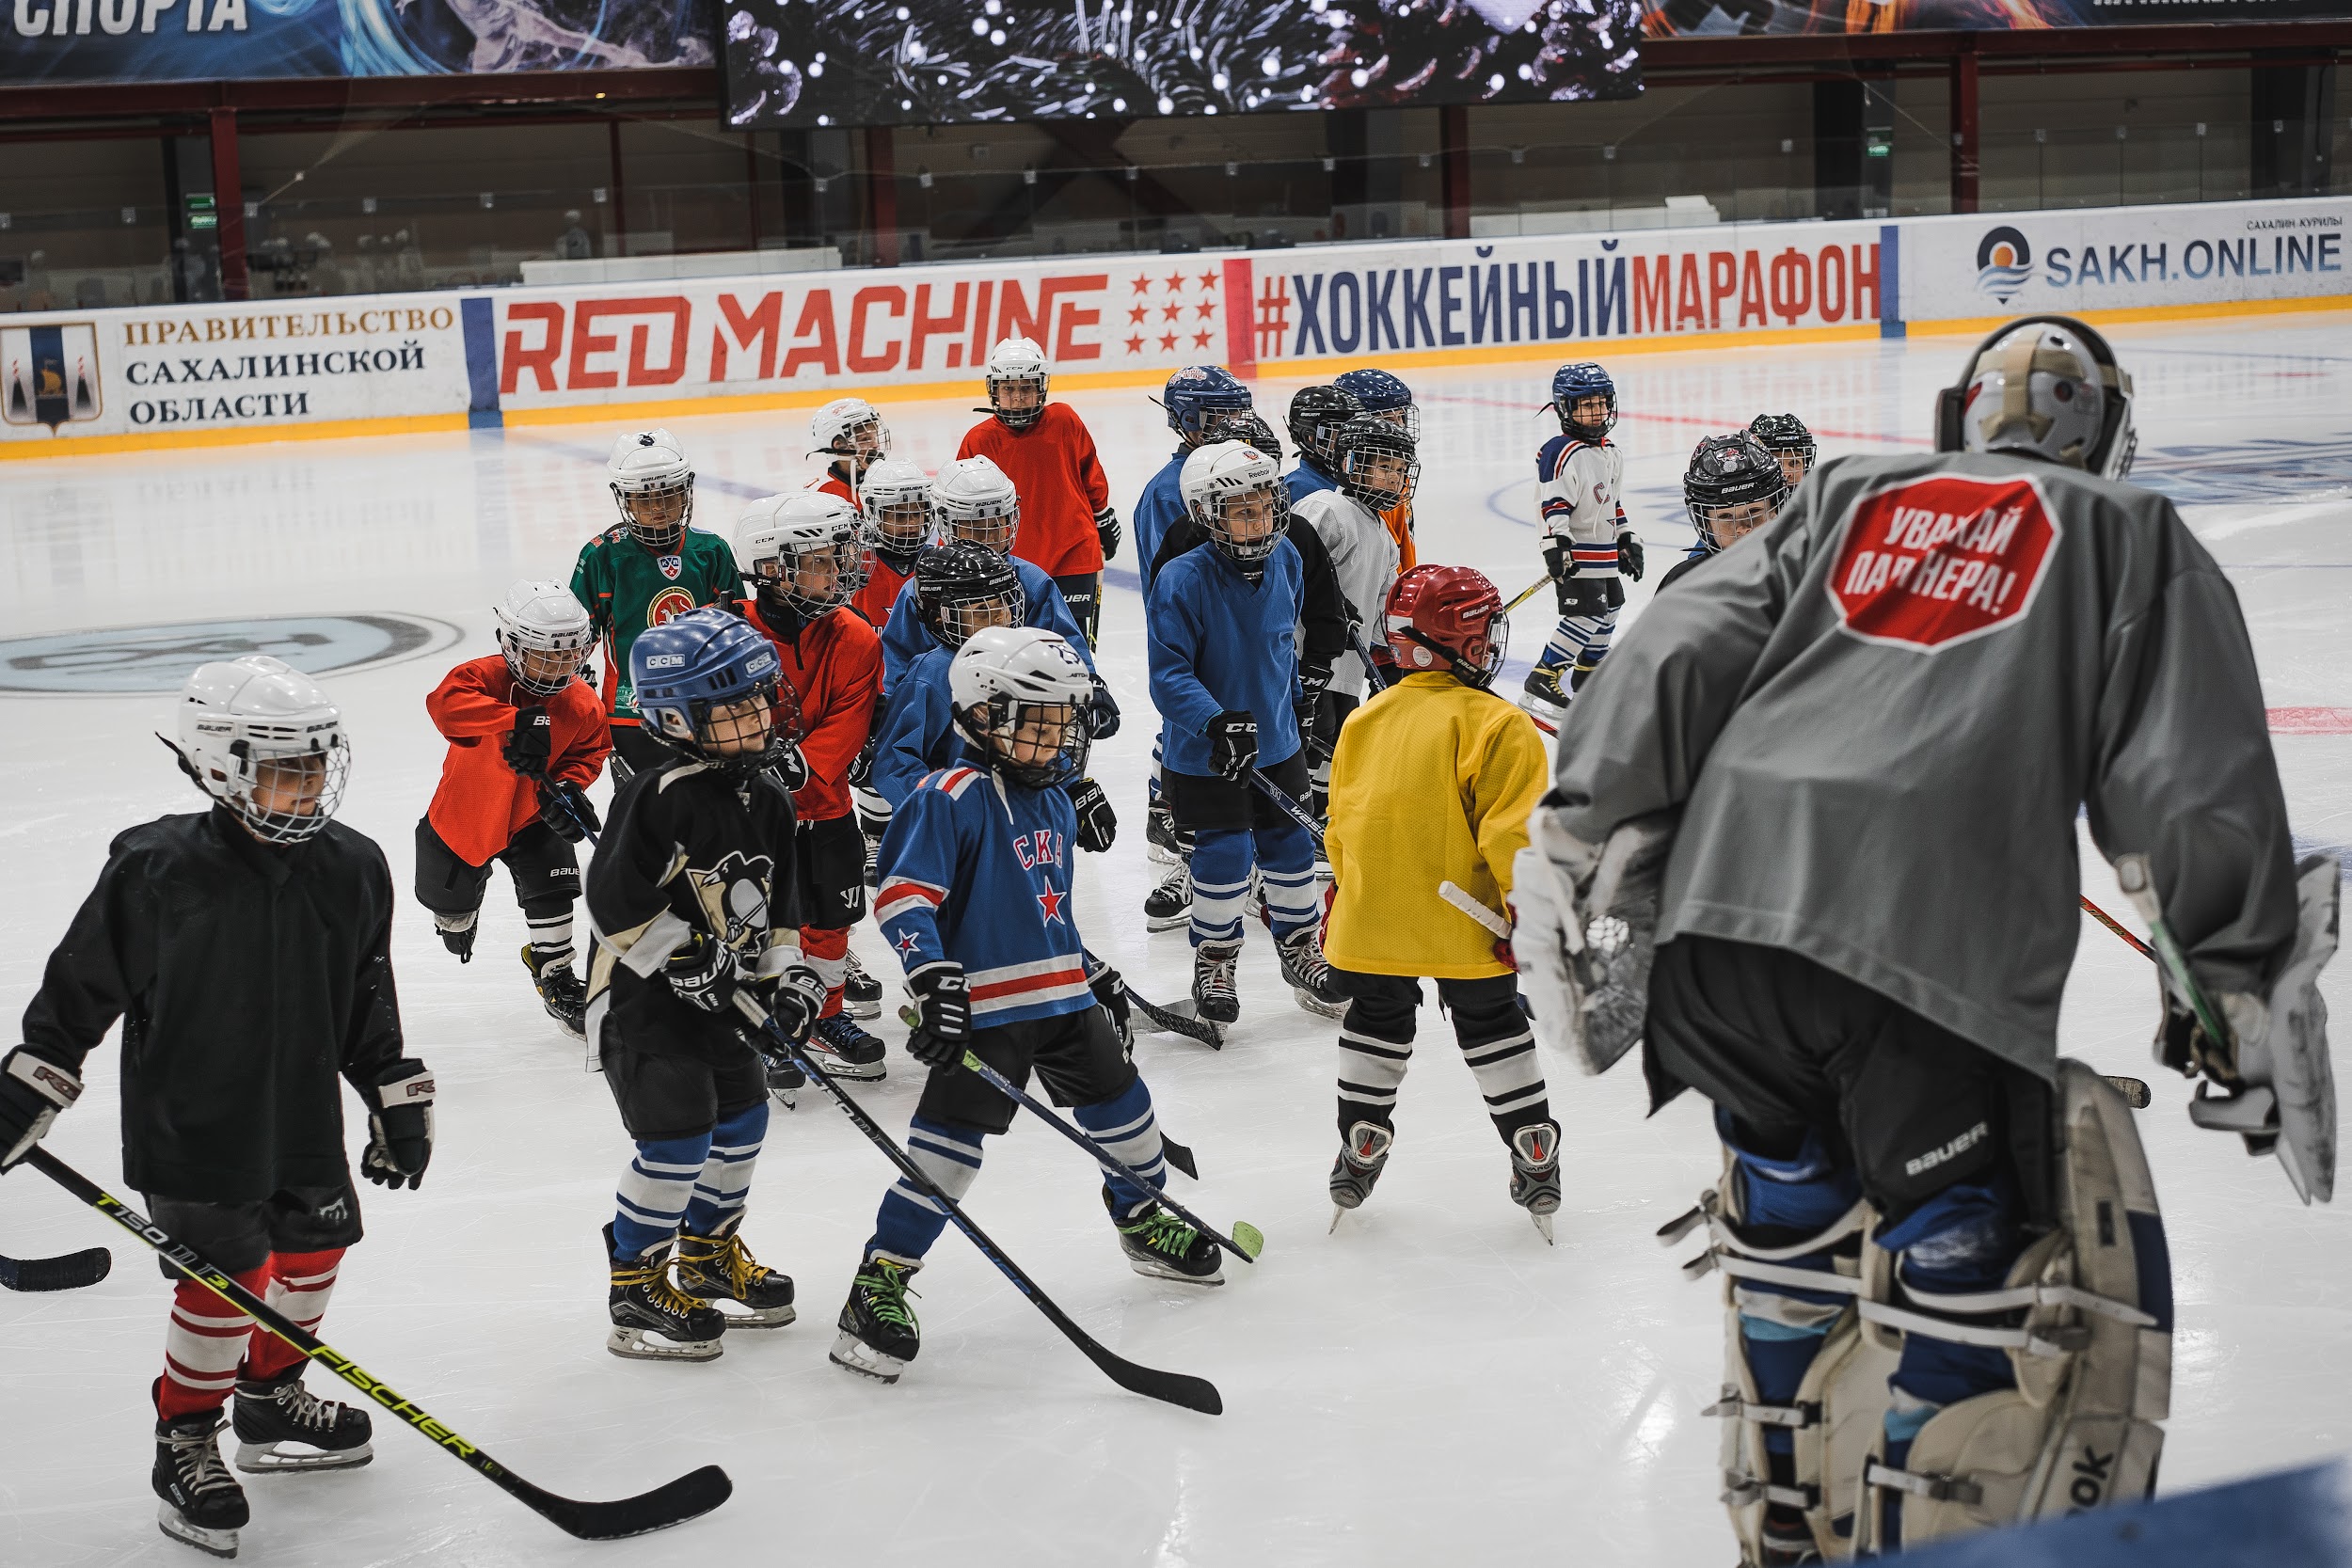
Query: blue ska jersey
xmin=1147 ymin=539 xmax=1304 ymax=779
xmin=1133 ymin=448 xmax=1188 ymax=598
xmin=875 ymin=764 xmax=1094 ymax=1025
xmin=879 ymin=556 xmax=1096 ymax=696
xmin=871 ymin=646 xmax=958 ymax=810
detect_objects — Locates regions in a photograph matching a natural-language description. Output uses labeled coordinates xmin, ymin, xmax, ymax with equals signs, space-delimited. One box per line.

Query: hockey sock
xmin=1336 ymin=980 xmax=1416 ymax=1136
xmin=1148 ymin=734 xmax=1164 ymax=805
xmin=241 ymin=1249 xmax=344 ymax=1383
xmin=522 ymin=899 xmax=575 ymax=974
xmin=1538 ymin=610 xmax=1614 ymax=673
xmin=1188 ymin=829 xmax=1254 ymax=947
xmin=1721 ymin=1114 xmax=1867 ymax=1460
xmin=680 ymin=1100 xmax=769 ymax=1238
xmin=1254 ymin=819 xmax=1319 ymax=942
xmin=1073 ymin=1079 xmax=1167 ymax=1217
xmin=612 ymin=1132 xmax=713 ymax=1260
xmin=801 ymin=925 xmax=850 ymax=1019
xmin=156 ymin=1263 xmax=275 ymax=1420
xmin=1454 ymin=1002 xmax=1548 ymax=1143
xmin=868 ymin=1116 xmax=986 ymax=1267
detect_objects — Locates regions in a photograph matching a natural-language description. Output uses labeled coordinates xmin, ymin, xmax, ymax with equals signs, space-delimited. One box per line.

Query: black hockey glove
xmin=759 ymin=735 xmax=810 ymax=796
xmin=848 ymin=730 xmax=880 ymax=789
xmin=903 ymin=961 xmax=973 ymax=1067
xmin=1295 ymin=661 xmax=1333 ymax=730
xmin=1094 ymin=505 xmax=1122 ymax=562
xmin=1068 ymin=777 xmax=1118 ymax=853
xmin=1616 ymin=530 xmax=1645 ymax=582
xmin=537 ymin=780 xmax=600 ymax=844
xmin=360 ymin=1061 xmax=434 ymax=1191
xmin=664 ymin=931 xmax=740 ymax=1014
xmin=1542 ymin=537 xmax=1575 ymax=584
xmin=751 ymin=964 xmax=829 ymax=1055
xmin=1086 ymin=676 xmax=1120 ymax=739
xmin=0 ymin=1047 xmax=82 ymax=1171
xmin=502 ymin=707 xmax=553 ymax=778
xmin=436 ymin=912 xmax=478 ymax=962
xmin=1087 ymin=961 xmax=1132 ymax=1052
xmin=1207 ymin=709 xmax=1259 ymax=784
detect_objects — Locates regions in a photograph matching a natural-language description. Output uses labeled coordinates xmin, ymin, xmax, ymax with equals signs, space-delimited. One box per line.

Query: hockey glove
xmin=537 ymin=780 xmax=601 ymax=844
xmin=1295 ymin=661 xmax=1333 ymax=731
xmin=0 ymin=1048 xmax=82 ymax=1171
xmin=1206 ymin=710 xmax=1260 ymax=784
xmin=904 ymin=961 xmax=973 ymax=1066
xmin=848 ymin=730 xmax=880 ymax=789
xmin=1616 ymin=530 xmax=1645 ymax=582
xmin=1086 ymin=676 xmax=1120 ymax=739
xmin=664 ymin=931 xmax=740 ymax=1014
xmin=753 ymin=964 xmax=829 ymax=1054
xmin=1087 ymin=960 xmax=1133 ymax=1052
xmin=759 ymin=735 xmax=810 ymax=796
xmin=502 ymin=707 xmax=553 ymax=778
xmin=1068 ymin=776 xmax=1118 ymax=853
xmin=1542 ymin=537 xmax=1575 ymax=584
xmin=360 ymin=1060 xmax=435 ymax=1191
xmin=1094 ymin=505 xmax=1122 ymax=562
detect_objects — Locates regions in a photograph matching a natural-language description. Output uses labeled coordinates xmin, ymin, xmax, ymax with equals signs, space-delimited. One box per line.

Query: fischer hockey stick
xmin=0 ymin=1243 xmax=111 ymax=1291
xmin=21 ymin=1148 xmax=730 ymax=1541
xmin=735 ymin=990 xmax=1223 ymax=1416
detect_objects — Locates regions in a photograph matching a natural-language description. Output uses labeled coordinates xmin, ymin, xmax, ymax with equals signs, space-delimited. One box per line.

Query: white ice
xmin=3 ymin=314 xmax=2350 ymax=1567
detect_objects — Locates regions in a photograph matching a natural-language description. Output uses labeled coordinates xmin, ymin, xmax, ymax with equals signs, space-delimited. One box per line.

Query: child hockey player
xmin=808 ymin=396 xmax=891 ymax=505
xmin=1289 ymin=413 xmax=1411 ymax=816
xmin=588 ymin=609 xmax=825 ymax=1362
xmin=1334 ymin=367 xmax=1422 ymax=570
xmin=735 ymin=493 xmax=889 ymax=1079
xmin=573 ymin=428 xmax=742 ymax=775
xmin=1282 ymin=384 xmax=1360 ymax=506
xmin=1522 ymin=362 xmax=1642 ymax=719
xmin=833 ymin=626 xmax=1217 ymax=1385
xmin=955 ymin=336 xmax=1120 ymax=645
xmin=1658 ymin=433 xmax=1789 ymax=594
xmin=417 ymin=580 xmax=610 ymax=1039
xmin=1148 ymin=439 xmax=1345 ymax=1022
xmin=1320 ymin=566 xmax=1558 ymax=1238
xmin=850 ymin=456 xmax=933 ymax=630
xmin=1747 ymin=411 xmax=1818 ymax=489
xmin=0 ymin=656 xmax=432 ymax=1559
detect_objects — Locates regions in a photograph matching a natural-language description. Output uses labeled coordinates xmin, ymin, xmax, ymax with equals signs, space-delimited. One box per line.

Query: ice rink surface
xmin=2 ymin=313 xmax=2349 ymax=1566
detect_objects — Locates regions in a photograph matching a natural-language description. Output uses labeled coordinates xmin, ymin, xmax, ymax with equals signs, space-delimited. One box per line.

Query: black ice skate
xmin=231 ymin=1366 xmax=374 ymax=1472
xmin=808 ymin=1012 xmax=888 ymax=1081
xmin=1278 ymin=929 xmax=1349 ymax=1019
xmin=832 ymin=1257 xmax=921 ymax=1384
xmin=1509 ymin=1122 xmax=1564 ymax=1245
xmin=519 ymin=943 xmax=586 ymax=1039
xmin=1328 ymin=1120 xmax=1394 ymax=1232
xmin=153 ymin=1410 xmax=248 ymax=1560
xmin=1146 ymin=800 xmax=1182 ymax=864
xmin=1144 ymin=863 xmax=1192 ymax=930
xmin=1105 ymin=1187 xmax=1224 ymax=1286
xmin=605 ymin=1225 xmax=726 ymax=1362
xmin=841 ymin=952 xmax=883 ymax=1020
xmin=1519 ymin=664 xmax=1568 ymax=718
xmin=1192 ymin=940 xmax=1241 ymax=1025
xmin=675 ymin=1213 xmax=797 ymax=1327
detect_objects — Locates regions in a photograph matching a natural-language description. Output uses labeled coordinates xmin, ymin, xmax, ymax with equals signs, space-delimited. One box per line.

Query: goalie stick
xmin=20 ymin=1147 xmax=730 ymax=1541
xmin=0 ymin=1243 xmax=111 ymax=1292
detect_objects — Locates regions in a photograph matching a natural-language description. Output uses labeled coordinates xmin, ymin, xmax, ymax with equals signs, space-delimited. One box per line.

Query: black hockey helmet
xmin=1229 ymin=411 xmax=1284 ymax=464
xmin=1331 ymin=414 xmax=1420 ymax=512
xmin=1683 ymin=433 xmax=1788 ymax=554
xmin=1287 ymin=385 xmax=1362 ymax=469
xmin=1746 ymin=413 xmax=1818 ymax=477
xmin=914 ymin=541 xmax=1026 ymax=651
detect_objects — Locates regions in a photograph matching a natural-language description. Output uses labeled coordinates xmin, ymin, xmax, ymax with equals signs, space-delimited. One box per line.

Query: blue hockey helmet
xmin=1162 ymin=365 xmax=1255 ymax=446
xmin=630 ymin=608 xmax=784 ymax=768
xmin=1550 ymin=362 xmax=1617 ymax=441
xmin=1334 ymin=367 xmax=1420 ymax=441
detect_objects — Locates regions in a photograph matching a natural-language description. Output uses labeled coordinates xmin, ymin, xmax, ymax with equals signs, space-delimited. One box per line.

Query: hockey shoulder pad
xmin=1511 ymin=805 xmax=1677 ymax=1076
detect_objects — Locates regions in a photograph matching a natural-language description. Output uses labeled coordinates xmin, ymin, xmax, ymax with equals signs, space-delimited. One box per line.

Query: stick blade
xmin=1133 ymin=993 xmax=1222 ymax=1049
xmin=516 ymin=1464 xmax=735 ymax=1541
xmin=1229 ymin=1222 xmax=1264 ymax=1259
xmin=1161 ymin=1137 xmax=1199 ymax=1180
xmin=1082 ymin=1343 xmax=1223 ymax=1416
xmin=0 ymin=1245 xmax=112 ymax=1292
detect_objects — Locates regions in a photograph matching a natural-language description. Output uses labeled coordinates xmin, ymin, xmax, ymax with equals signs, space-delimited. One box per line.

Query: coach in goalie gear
xmin=1513 ymin=316 xmax=2334 ymax=1561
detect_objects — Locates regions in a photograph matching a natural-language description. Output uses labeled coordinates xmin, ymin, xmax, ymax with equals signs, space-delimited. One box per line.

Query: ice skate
xmin=1328 ymin=1120 xmax=1394 ymax=1231
xmin=1519 ymin=663 xmax=1568 ymax=720
xmin=1192 ymin=940 xmax=1242 ymax=1025
xmin=1279 ymin=928 xmax=1348 ymax=1019
xmin=1509 ymin=1122 xmax=1563 ymax=1244
xmin=1144 ymin=862 xmax=1192 ymax=930
xmin=605 ymin=1226 xmax=726 ymax=1362
xmin=153 ymin=1411 xmax=248 ymax=1560
xmin=1105 ymin=1187 xmax=1225 ymax=1285
xmin=675 ymin=1213 xmax=797 ymax=1327
xmin=519 ymin=943 xmax=586 ymax=1039
xmin=807 ymin=1012 xmax=887 ymax=1080
xmin=1146 ymin=800 xmax=1183 ymax=864
xmin=841 ymin=951 xmax=883 ymax=1020
xmin=832 ymin=1257 xmax=920 ymax=1384
xmin=230 ymin=1367 xmax=374 ymax=1472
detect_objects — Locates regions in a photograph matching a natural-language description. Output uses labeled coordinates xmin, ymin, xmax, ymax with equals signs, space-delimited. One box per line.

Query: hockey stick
xmin=1248 ymin=768 xmax=1324 ymax=851
xmin=732 ymin=991 xmax=1224 ymax=1416
xmin=1501 ymin=573 xmax=1553 ymax=615
xmin=0 ymin=1243 xmax=110 ymax=1291
xmin=2081 ymin=894 xmax=2154 ymax=961
xmin=1438 ymin=880 xmax=1511 ymax=940
xmin=20 ymin=1148 xmax=730 ymax=1540
xmin=1131 ymin=990 xmax=1224 ymax=1049
xmin=1345 ymin=624 xmax=1391 ymax=695
xmin=2113 ymin=856 xmax=2234 ymax=1053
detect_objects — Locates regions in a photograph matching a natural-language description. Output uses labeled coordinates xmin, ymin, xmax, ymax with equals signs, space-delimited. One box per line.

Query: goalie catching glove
xmin=1510 ymin=805 xmax=1677 ymax=1076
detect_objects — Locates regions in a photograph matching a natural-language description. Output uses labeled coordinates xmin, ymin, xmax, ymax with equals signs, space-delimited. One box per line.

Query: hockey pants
xmin=1331 ymin=971 xmax=1549 ymax=1148
xmin=1189 ymin=821 xmax=1318 ymax=947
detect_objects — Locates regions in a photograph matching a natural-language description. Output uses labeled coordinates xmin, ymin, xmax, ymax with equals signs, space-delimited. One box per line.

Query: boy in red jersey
xmin=954 ymin=335 xmax=1117 ymax=646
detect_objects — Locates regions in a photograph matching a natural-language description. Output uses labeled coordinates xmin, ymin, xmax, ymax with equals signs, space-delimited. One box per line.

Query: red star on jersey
xmin=1197 ymin=270 xmax=1218 ymax=292
xmin=895 ymin=929 xmax=922 ymax=955
xmin=1128 ymin=304 xmax=1149 ymax=325
xmin=1130 ymin=276 xmax=1152 ymax=295
xmin=1037 ymin=887 xmax=1067 ymax=925
xmin=1191 ymin=330 xmax=1214 ymax=349
xmin=1158 ymin=332 xmax=1179 ymax=351
xmin=1163 ymin=271 xmax=1186 ymax=293
xmin=1124 ymin=335 xmax=1145 ymax=355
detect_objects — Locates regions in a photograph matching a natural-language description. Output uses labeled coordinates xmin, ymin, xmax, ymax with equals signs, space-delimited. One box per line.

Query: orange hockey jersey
xmin=956 ymin=402 xmax=1111 ymax=578
xmin=740 ymin=598 xmax=883 ymax=823
xmin=425 ymin=656 xmax=610 ymax=866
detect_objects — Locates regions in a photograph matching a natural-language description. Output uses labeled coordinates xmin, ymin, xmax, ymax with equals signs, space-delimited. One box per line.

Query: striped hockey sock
xmin=1255 ymin=819 xmax=1320 ymax=942
xmin=679 ymin=1100 xmax=769 ymax=1238
xmin=155 ymin=1263 xmax=275 ymax=1419
xmin=1073 ymin=1078 xmax=1166 ymax=1216
xmin=241 ymin=1248 xmax=344 ymax=1382
xmin=612 ymin=1132 xmax=711 ymax=1259
xmin=524 ymin=908 xmax=575 ymax=974
xmin=868 ymin=1116 xmax=986 ymax=1268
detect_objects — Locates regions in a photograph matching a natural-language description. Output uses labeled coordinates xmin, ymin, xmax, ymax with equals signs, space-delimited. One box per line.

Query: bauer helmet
xmin=630 ymin=608 xmax=783 ymax=775
xmin=930 ymin=454 xmax=1022 ymax=555
xmin=1683 ymin=433 xmax=1788 ymax=554
xmin=1386 ymin=565 xmax=1507 ymax=689
xmin=914 ymin=540 xmax=1026 ymax=651
xmin=809 ymin=396 xmax=891 ymax=473
xmin=1161 ymin=365 xmax=1255 ymax=447
xmin=173 ymin=656 xmax=349 ymax=845
xmin=984 ymin=335 xmax=1050 ymax=431
xmin=948 ymin=626 xmax=1094 ymax=790
xmin=859 ymin=457 xmax=935 ymax=571
xmin=494 ymin=579 xmax=595 ymax=695
xmin=1746 ymin=412 xmax=1818 ymax=486
xmin=1334 ymin=367 xmax=1421 ymax=441
xmin=1550 ymin=362 xmax=1617 ymax=441
xmin=1180 ymin=439 xmax=1289 ymax=579
xmin=1286 ymin=385 xmax=1363 ymax=472
xmin=736 ymin=492 xmax=869 ymax=620
xmin=607 ymin=428 xmax=694 ymax=549
xmin=1938 ymin=315 xmax=2137 ymax=481
xmin=1229 ymin=411 xmax=1284 ymax=463
xmin=1331 ymin=413 xmax=1420 ymax=512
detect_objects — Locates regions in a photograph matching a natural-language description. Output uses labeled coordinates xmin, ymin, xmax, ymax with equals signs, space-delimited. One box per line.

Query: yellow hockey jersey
xmin=1323 ymin=673 xmax=1549 ymax=980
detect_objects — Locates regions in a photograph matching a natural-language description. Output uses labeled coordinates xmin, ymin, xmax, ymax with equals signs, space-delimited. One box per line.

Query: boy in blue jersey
xmin=831 ymin=627 xmax=1220 ymax=1385
xmin=1149 ymin=439 xmax=1348 ymax=1026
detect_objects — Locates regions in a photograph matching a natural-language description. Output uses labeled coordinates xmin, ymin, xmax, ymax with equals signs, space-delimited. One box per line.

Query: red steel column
xmin=209 ymin=106 xmax=248 ymax=301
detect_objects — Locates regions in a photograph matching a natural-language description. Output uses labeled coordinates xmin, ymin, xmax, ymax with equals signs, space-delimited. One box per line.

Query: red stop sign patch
xmin=1828 ymin=473 xmax=2060 ymax=651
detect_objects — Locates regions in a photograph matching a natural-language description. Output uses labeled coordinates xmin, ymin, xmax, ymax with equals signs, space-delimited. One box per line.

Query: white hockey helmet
xmin=810 ymin=396 xmax=890 ymax=467
xmin=1937 ymin=315 xmax=2137 ymax=482
xmin=1179 ymin=439 xmax=1289 ymax=577
xmin=173 ymin=656 xmax=349 ymax=845
xmin=930 ymin=454 xmax=1022 ymax=554
xmin=606 ymin=428 xmax=694 ymax=548
xmin=985 ymin=335 xmax=1050 ymax=430
xmin=736 ymin=491 xmax=870 ymax=617
xmin=859 ymin=457 xmax=935 ymax=562
xmin=948 ymin=625 xmax=1094 ymax=789
xmin=494 ymin=579 xmax=595 ymax=695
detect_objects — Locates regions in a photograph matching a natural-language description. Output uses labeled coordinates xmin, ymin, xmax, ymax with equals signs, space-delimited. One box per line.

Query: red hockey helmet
xmin=1385 ymin=565 xmax=1508 ymax=689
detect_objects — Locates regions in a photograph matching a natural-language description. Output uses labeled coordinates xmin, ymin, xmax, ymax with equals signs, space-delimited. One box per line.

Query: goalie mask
xmin=949 ymin=626 xmax=1094 ymax=790
xmin=736 ymin=492 xmax=870 ymax=621
xmin=173 ymin=656 xmax=350 ymax=845
xmin=494 ymin=579 xmax=595 ymax=695
xmin=1179 ymin=439 xmax=1290 ymax=580
xmin=1684 ymin=434 xmax=1790 ymax=555
xmin=1937 ymin=315 xmax=2137 ymax=482
xmin=606 ymin=428 xmax=693 ymax=550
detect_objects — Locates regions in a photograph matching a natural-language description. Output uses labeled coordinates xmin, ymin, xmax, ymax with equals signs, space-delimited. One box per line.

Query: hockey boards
xmin=0 ymin=1244 xmax=111 ymax=1292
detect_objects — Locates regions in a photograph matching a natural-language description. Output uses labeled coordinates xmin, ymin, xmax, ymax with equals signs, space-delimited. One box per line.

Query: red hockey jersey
xmin=740 ymin=598 xmax=883 ymax=823
xmin=425 ymin=656 xmax=609 ymax=865
xmin=956 ymin=402 xmax=1111 ymax=578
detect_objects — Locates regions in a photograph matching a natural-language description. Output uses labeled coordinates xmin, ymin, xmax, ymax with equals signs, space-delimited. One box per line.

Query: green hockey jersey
xmin=570 ymin=524 xmax=743 ymax=725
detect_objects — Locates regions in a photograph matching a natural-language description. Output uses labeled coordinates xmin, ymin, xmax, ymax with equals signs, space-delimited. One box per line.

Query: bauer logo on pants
xmin=1827 ymin=474 xmax=2059 ymax=653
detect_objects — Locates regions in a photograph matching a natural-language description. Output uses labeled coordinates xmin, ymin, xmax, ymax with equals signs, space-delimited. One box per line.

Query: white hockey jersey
xmin=1291 ymin=486 xmax=1399 ymax=698
xmin=1537 ymin=434 xmax=1628 ymax=578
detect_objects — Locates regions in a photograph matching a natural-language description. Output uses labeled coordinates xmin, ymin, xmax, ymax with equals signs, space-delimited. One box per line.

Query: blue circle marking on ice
xmin=0 ymin=613 xmax=463 ymax=695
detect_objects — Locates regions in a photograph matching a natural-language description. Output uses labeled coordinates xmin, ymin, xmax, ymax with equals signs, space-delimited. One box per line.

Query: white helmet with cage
xmin=985 ymin=335 xmax=1050 ymax=431
xmin=810 ymin=397 xmax=891 ymax=467
xmin=859 ymin=457 xmax=935 ymax=563
xmin=948 ymin=626 xmax=1095 ymax=789
xmin=930 ymin=454 xmax=1023 ymax=554
xmin=173 ymin=656 xmax=350 ymax=845
xmin=1938 ymin=315 xmax=2137 ymax=482
xmin=606 ymin=428 xmax=694 ymax=548
xmin=736 ymin=492 xmax=870 ymax=617
xmin=494 ymin=579 xmax=595 ymax=695
xmin=1179 ymin=439 xmax=1289 ymax=578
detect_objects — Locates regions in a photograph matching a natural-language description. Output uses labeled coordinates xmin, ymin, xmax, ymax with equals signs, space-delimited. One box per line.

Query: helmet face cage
xmin=864 ymin=492 xmax=934 ymax=559
xmin=814 ymin=403 xmax=891 ymax=473
xmin=210 ymin=724 xmax=351 ymax=845
xmin=1288 ymin=388 xmax=1362 ymax=467
xmin=1337 ymin=424 xmax=1420 ymax=511
xmin=612 ymin=472 xmax=694 ymax=549
xmin=500 ymin=624 xmax=594 ymax=695
xmin=936 ymin=496 xmax=1020 ymax=555
xmin=1747 ymin=414 xmax=1818 ymax=481
xmin=1552 ymin=363 xmax=1618 ymax=441
xmin=755 ymin=531 xmax=870 ymax=617
xmin=1229 ymin=413 xmax=1284 ymax=463
xmin=652 ymin=673 xmax=780 ymax=760
xmin=926 ymin=585 xmax=1025 ymax=649
xmin=1683 ymin=435 xmax=1789 ymax=553
xmin=1334 ymin=370 xmax=1421 ymax=441
xmin=1165 ymin=368 xmax=1256 ymax=446
xmin=1368 ymin=404 xmax=1422 ymax=442
xmin=1196 ymin=474 xmax=1291 ymax=573
xmin=961 ymin=691 xmax=1091 ymax=790
xmin=988 ymin=367 xmax=1049 ymax=430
